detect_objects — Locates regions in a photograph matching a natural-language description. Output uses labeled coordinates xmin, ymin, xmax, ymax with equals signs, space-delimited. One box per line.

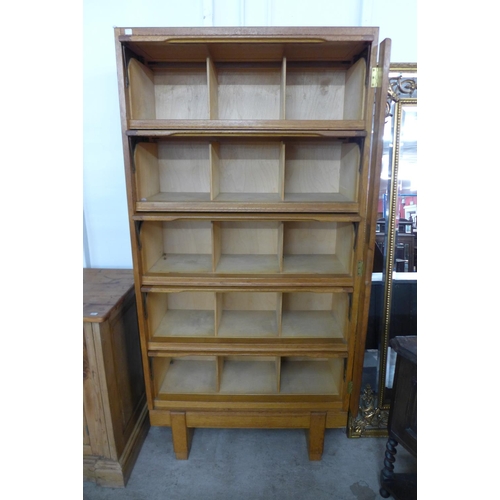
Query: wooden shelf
xmin=127 ymin=56 xmax=366 ymax=123
xmin=285 ymin=60 xmax=365 ymax=121
xmin=217 ymin=292 xmax=279 ymax=338
xmin=157 ymin=357 xmax=217 ymax=394
xmin=216 ymin=64 xmax=283 ymax=120
xmin=219 ymin=358 xmax=279 ymax=394
xmin=282 ymin=220 xmax=354 ymax=275
xmin=154 ymin=355 xmax=345 ymax=397
xmin=282 ymin=291 xmax=348 ymax=339
xmin=147 ymin=290 xmax=349 ymax=341
xmin=139 ymin=219 xmax=355 ymax=277
xmin=115 ymin=26 xmax=390 ymax=461
xmin=155 ymin=310 xmax=215 ymax=337
xmin=134 ymin=138 xmax=360 ymax=212
xmin=118 ymin=26 xmax=377 ymax=63
xmin=126 ymin=120 xmax=367 ymax=133
xmin=280 ymin=358 xmax=343 ymax=395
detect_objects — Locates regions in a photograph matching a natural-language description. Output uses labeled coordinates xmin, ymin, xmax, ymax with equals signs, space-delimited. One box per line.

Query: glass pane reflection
xmin=396 ymin=104 xmax=417 ymax=273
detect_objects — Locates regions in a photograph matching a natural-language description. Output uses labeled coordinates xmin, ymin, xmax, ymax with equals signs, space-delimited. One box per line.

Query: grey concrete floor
xmin=83 ymin=426 xmax=416 ymax=500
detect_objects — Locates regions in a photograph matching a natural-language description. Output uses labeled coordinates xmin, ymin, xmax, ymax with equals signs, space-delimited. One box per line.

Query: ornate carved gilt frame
xmin=348 ymin=63 xmax=417 ymax=438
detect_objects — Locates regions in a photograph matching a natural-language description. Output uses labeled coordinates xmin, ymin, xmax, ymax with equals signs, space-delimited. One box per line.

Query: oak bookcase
xmin=114 ymin=27 xmax=390 ymax=460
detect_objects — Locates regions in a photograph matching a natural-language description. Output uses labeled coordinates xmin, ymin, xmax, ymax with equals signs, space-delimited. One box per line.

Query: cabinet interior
xmin=134 ymin=138 xmax=360 ymax=208
xmin=217 ymin=292 xmax=279 ymax=338
xmin=154 ymin=355 xmax=345 ymax=397
xmin=215 ymin=63 xmax=283 ymax=120
xmin=127 ymin=56 xmax=366 ymax=122
xmin=214 ymin=221 xmax=281 ymax=274
xmin=140 ymin=219 xmax=355 ymax=276
xmin=281 ymin=292 xmax=348 ymax=339
xmin=147 ymin=290 xmax=350 ymax=340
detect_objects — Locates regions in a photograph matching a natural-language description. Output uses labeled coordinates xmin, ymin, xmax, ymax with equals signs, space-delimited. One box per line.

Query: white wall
xmin=83 ymin=0 xmax=417 ymax=268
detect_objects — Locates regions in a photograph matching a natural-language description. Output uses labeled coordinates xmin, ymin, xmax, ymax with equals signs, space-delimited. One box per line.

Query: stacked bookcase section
xmin=115 ymin=27 xmax=390 ymax=460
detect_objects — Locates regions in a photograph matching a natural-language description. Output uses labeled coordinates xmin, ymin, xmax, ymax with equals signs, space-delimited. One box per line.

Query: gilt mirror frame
xmin=348 ymin=63 xmax=417 ymax=438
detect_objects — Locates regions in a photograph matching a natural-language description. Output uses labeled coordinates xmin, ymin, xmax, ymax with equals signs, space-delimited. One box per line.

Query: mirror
xmin=348 ymin=64 xmax=417 ymax=437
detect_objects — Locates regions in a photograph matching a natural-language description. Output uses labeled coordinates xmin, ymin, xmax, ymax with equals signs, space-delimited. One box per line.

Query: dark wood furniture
xmin=375 ymin=218 xmax=416 ymax=272
xmin=366 ymin=275 xmax=417 ymax=351
xmin=380 ymin=336 xmax=417 ymax=499
xmin=83 ymin=268 xmax=150 ymax=487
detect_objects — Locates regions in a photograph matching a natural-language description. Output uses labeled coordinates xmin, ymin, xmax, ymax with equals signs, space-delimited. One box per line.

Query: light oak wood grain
xmin=158 ymin=140 xmax=210 ymax=194
xmin=134 ymin=138 xmax=359 ymax=209
xmin=154 ymin=66 xmax=208 ymax=120
xmin=214 ymin=140 xmax=281 ymax=196
xmin=128 ymin=58 xmax=155 ymax=120
xmin=144 ymin=289 xmax=350 ymax=340
xmin=135 ymin=142 xmax=160 ymax=201
xmin=170 ymin=411 xmax=193 ymax=460
xmin=285 ymin=67 xmax=346 ymax=120
xmin=83 ymin=269 xmax=149 ymax=486
xmin=115 ymin=26 xmax=390 ymax=461
xmin=343 ymin=58 xmax=366 ymax=120
xmin=217 ymin=65 xmax=281 ymax=120
xmin=217 ymin=292 xmax=279 ymax=338
xmin=159 ymin=357 xmax=218 ymax=394
xmin=150 ymin=291 xmax=216 ymax=338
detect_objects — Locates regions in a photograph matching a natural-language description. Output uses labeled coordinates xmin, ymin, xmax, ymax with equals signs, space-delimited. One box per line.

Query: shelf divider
xmin=211 ymin=221 xmax=221 ymax=272
xmin=209 ymin=142 xmax=220 ymax=201
xmin=280 ymin=57 xmax=287 ymax=120
xmin=207 ymin=56 xmax=218 ymax=120
xmin=128 ymin=58 xmax=155 ymax=120
xmin=216 ymin=356 xmax=223 ymax=392
xmin=276 ymin=356 xmax=281 ymax=393
xmin=135 ymin=142 xmax=159 ymax=202
xmin=279 ymin=142 xmax=285 ymax=201
xmin=215 ymin=292 xmax=222 ymax=337
xmin=278 ymin=222 xmax=284 ymax=273
xmin=276 ymin=292 xmax=283 ymax=337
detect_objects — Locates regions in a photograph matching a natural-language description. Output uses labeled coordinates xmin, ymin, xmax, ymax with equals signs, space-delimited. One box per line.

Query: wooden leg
xmin=170 ymin=412 xmax=192 ymax=460
xmin=307 ymin=412 xmax=326 ymax=461
xmin=381 ymin=437 xmax=398 ymax=481
xmin=379 ymin=486 xmax=391 ymax=499
xmin=379 ymin=437 xmax=398 ymax=497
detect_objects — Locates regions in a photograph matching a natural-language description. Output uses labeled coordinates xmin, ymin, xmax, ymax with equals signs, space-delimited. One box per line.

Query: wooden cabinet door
xmin=350 ymin=37 xmax=392 ymax=416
